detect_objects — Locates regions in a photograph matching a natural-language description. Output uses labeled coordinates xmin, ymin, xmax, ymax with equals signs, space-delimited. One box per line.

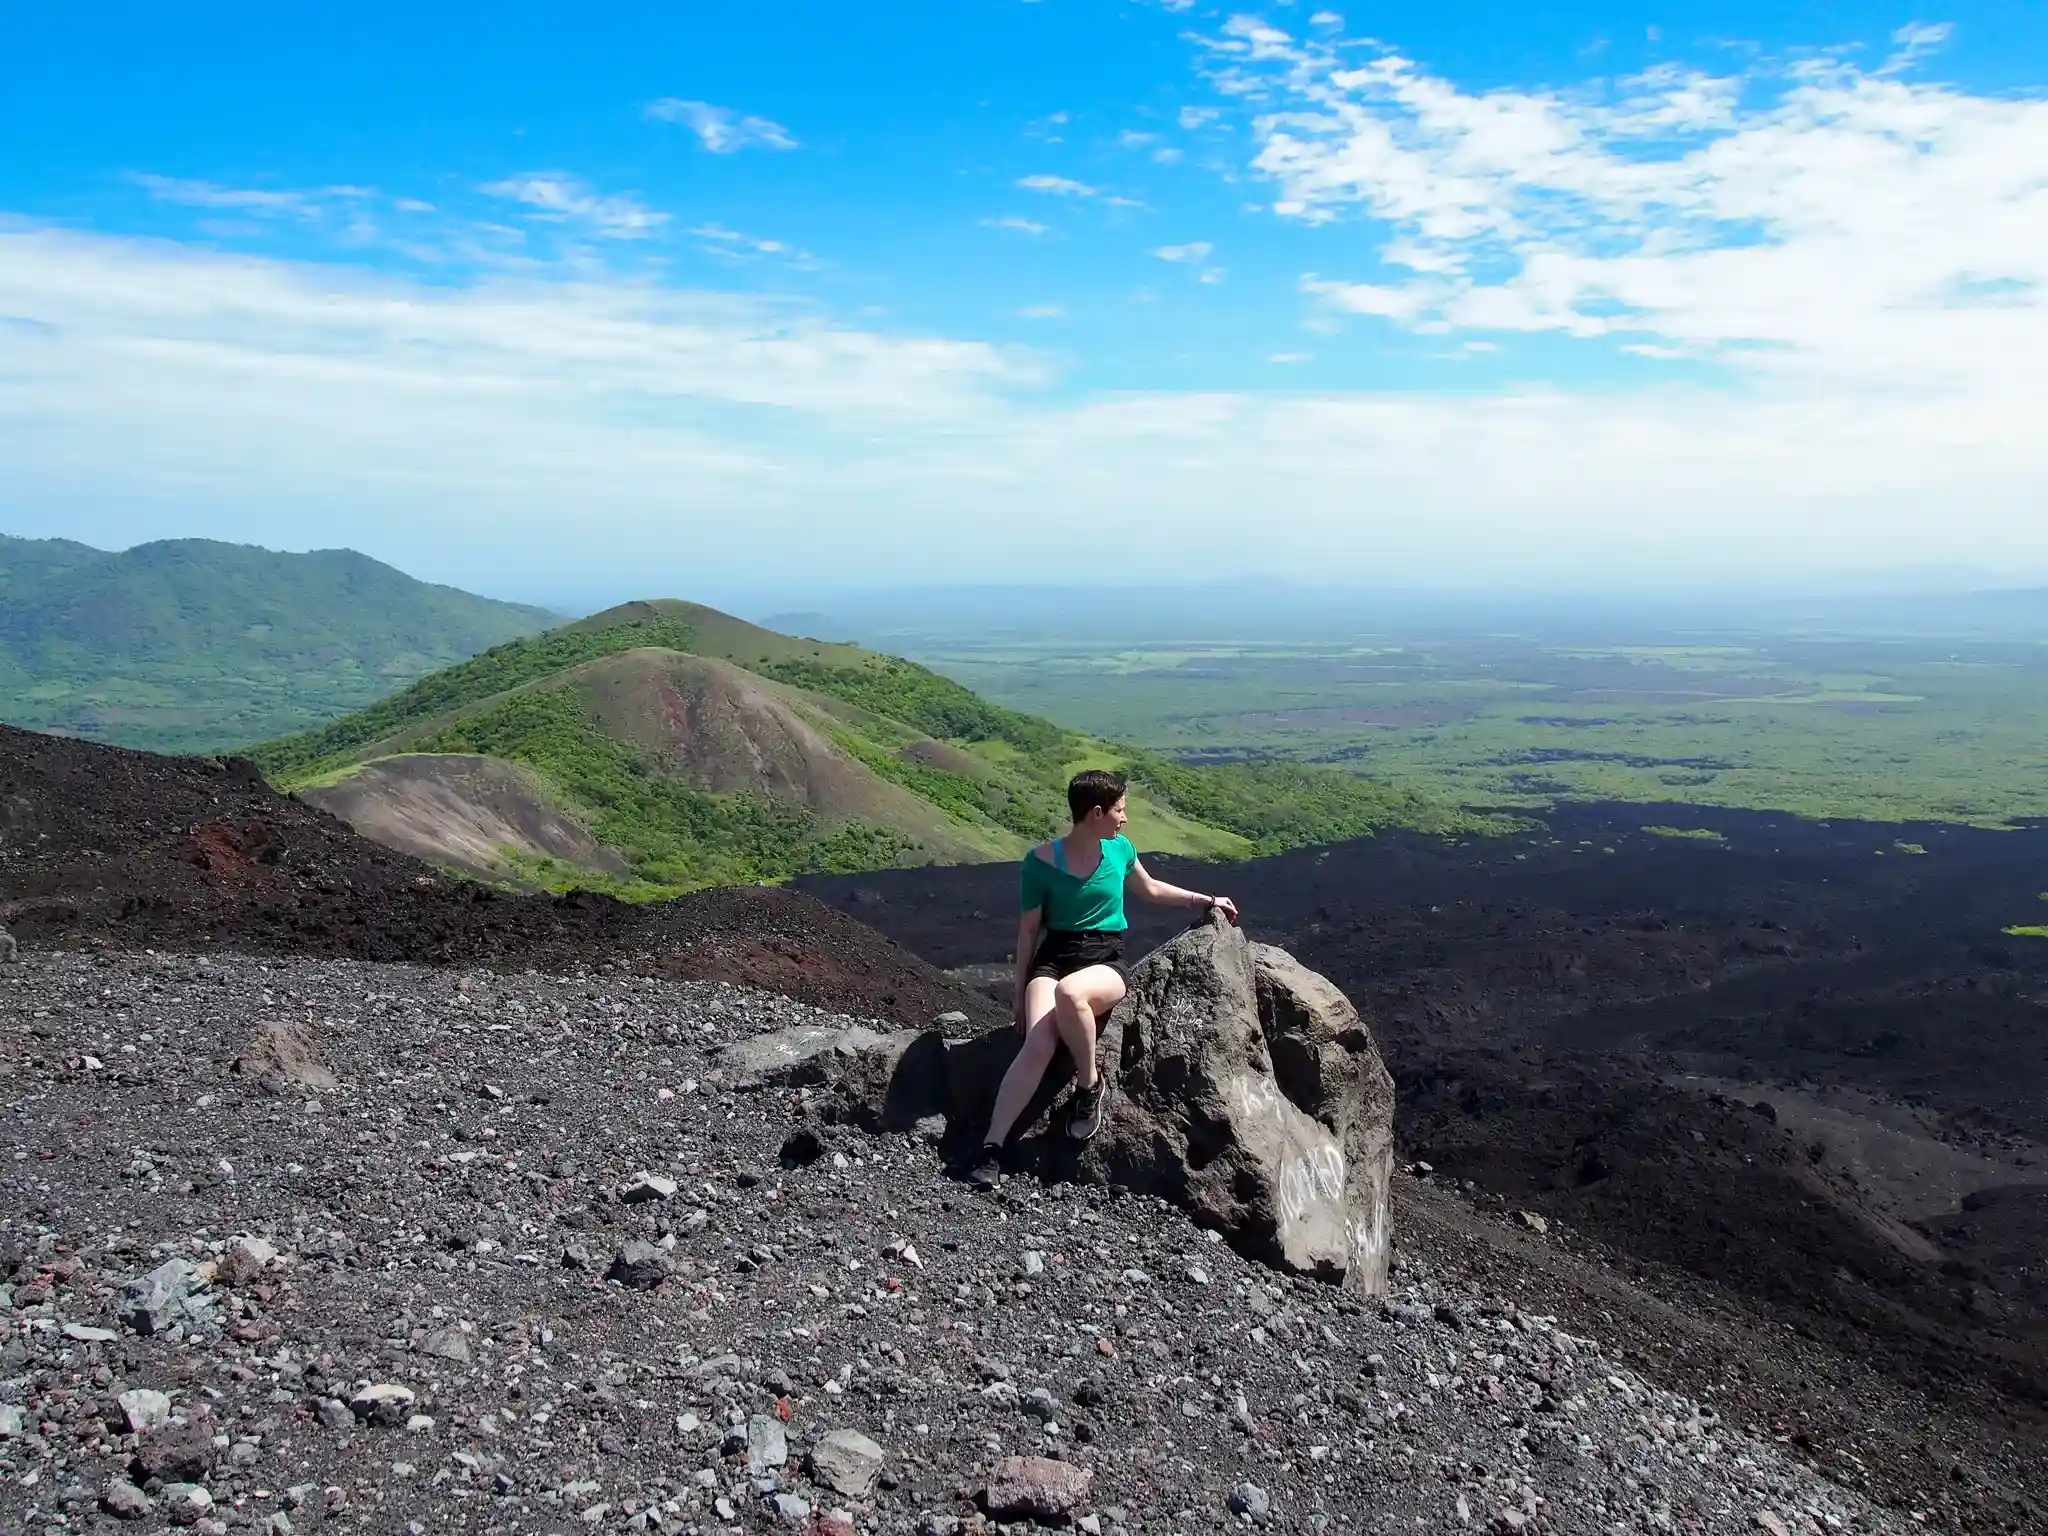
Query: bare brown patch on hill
xmin=299 ymin=753 xmax=627 ymax=885
xmin=566 ymin=649 xmax=1003 ymax=862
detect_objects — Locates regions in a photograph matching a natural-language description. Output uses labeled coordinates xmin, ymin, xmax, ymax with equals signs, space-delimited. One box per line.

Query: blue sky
xmin=4 ymin=2 xmax=2047 ymax=603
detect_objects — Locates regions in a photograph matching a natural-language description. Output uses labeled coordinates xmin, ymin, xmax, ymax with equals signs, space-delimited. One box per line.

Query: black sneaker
xmin=968 ymin=1143 xmax=1004 ymax=1190
xmin=1068 ymin=1080 xmax=1110 ymax=1141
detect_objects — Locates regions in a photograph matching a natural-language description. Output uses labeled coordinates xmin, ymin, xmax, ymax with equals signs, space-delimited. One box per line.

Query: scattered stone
xmin=1515 ymin=1210 xmax=1549 ymax=1235
xmin=312 ymin=1397 xmax=354 ymax=1432
xmin=0 ymin=1404 xmax=21 ymax=1438
xmin=231 ymin=1019 xmax=337 ymax=1094
xmin=769 ymin=1492 xmax=811 ymax=1524
xmin=719 ymin=1023 xmax=894 ymax=1088
xmin=806 ymin=1427 xmax=885 ymax=1498
xmin=1229 ymin=1482 xmax=1272 ymax=1521
xmin=115 ymin=1387 xmax=174 ymax=1434
xmin=120 ymin=1258 xmax=210 ymax=1336
xmin=418 ymin=1324 xmax=472 ymax=1364
xmin=934 ymin=1010 xmax=969 ymax=1027
xmin=101 ymin=1479 xmax=154 ymax=1520
xmin=607 ymin=1239 xmax=670 ymax=1290
xmin=160 ymin=1482 xmax=214 ymax=1526
xmin=134 ymin=1421 xmax=217 ymax=1483
xmin=215 ymin=1235 xmax=280 ymax=1286
xmin=0 ymin=925 xmax=15 ymax=963
xmin=62 ymin=1322 xmax=119 ymax=1342
xmin=985 ymin=1455 xmax=1095 ymax=1520
xmin=348 ymin=1383 xmax=417 ymax=1427
xmin=618 ymin=1171 xmax=678 ymax=1204
xmin=746 ymin=1413 xmax=789 ymax=1474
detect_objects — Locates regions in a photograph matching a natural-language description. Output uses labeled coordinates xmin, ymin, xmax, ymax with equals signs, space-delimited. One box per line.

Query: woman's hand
xmin=1208 ymin=895 xmax=1240 ymax=925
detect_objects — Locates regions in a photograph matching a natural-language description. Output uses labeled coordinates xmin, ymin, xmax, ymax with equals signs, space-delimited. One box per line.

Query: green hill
xmin=0 ymin=535 xmax=556 ymax=751
xmin=249 ymin=601 xmax=1504 ymax=897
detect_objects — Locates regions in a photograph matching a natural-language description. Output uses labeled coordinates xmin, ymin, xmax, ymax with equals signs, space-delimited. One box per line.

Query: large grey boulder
xmin=775 ymin=912 xmax=1395 ymax=1293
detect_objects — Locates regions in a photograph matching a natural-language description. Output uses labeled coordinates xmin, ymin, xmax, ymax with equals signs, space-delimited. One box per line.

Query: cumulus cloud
xmin=482 ymin=173 xmax=668 ymax=239
xmin=1152 ymin=241 xmax=1213 ymax=263
xmin=645 ymin=98 xmax=797 ymax=153
xmin=1195 ymin=15 xmax=2048 ymax=404
xmin=982 ymin=215 xmax=1050 ymax=234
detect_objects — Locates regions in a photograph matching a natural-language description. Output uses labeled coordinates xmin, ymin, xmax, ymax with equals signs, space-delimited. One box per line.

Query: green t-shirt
xmin=1019 ymin=834 xmax=1139 ymax=932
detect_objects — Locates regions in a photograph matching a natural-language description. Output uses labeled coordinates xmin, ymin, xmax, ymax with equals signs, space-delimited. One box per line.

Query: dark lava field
xmin=5 ymin=719 xmax=2048 ymax=1530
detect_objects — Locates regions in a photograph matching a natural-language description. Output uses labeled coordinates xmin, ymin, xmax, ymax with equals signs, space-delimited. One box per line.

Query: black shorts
xmin=1028 ymin=928 xmax=1129 ymax=985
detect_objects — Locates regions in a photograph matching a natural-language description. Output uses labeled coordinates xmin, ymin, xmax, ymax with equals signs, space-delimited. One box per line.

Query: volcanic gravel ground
xmin=794 ymin=808 xmax=2048 ymax=1496
xmin=5 ymin=951 xmax=1913 ymax=1536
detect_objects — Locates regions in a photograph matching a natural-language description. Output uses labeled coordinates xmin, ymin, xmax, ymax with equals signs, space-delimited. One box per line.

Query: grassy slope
xmin=251 ymin=601 xmax=1502 ymax=896
xmin=0 ymin=535 xmax=555 ymax=752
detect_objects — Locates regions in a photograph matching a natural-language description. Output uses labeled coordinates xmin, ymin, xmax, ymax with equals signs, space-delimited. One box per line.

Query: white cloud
xmin=1018 ymin=174 xmax=1146 ymax=210
xmin=1017 ymin=174 xmax=1098 ymax=197
xmin=645 ymin=98 xmax=797 ymax=153
xmin=129 ymin=174 xmax=378 ymax=220
xmin=688 ymin=222 xmax=819 ymax=269
xmin=483 ymin=173 xmax=668 ymax=239
xmin=1017 ymin=303 xmax=1066 ymax=319
xmin=131 ymin=175 xmax=319 ymax=215
xmin=1152 ymin=241 xmax=1213 ymax=262
xmin=982 ymin=215 xmax=1050 ymax=234
xmin=1310 ymin=11 xmax=1343 ymax=30
xmin=1268 ymin=351 xmax=1311 ymax=364
xmin=1179 ymin=106 xmax=1220 ymax=130
xmin=4 ymin=222 xmax=2048 ymax=587
xmin=1204 ymin=19 xmax=2048 ymax=405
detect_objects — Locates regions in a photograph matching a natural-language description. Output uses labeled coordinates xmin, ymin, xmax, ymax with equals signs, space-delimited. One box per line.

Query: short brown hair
xmin=1067 ymin=768 xmax=1128 ymax=822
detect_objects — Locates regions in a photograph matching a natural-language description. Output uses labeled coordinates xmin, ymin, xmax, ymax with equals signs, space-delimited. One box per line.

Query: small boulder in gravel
xmin=985 ymin=1455 xmax=1094 ymax=1520
xmin=101 ymin=1479 xmax=154 ymax=1520
xmin=0 ymin=1404 xmax=22 ymax=1438
xmin=312 ymin=1397 xmax=354 ymax=1432
xmin=215 ymin=1235 xmax=279 ymax=1287
xmin=121 ymin=1258 xmax=210 ymax=1335
xmin=617 ymin=1171 xmax=677 ymax=1204
xmin=806 ymin=1427 xmax=885 ymax=1497
xmin=418 ymin=1324 xmax=471 ymax=1364
xmin=746 ymin=1413 xmax=789 ymax=1474
xmin=720 ymin=1023 xmax=892 ymax=1087
xmin=348 ymin=1383 xmax=416 ymax=1427
xmin=115 ymin=1387 xmax=173 ymax=1434
xmin=231 ymin=1019 xmax=337 ymax=1094
xmin=161 ymin=1482 xmax=214 ymax=1526
xmin=1229 ymin=1481 xmax=1272 ymax=1520
xmin=0 ymin=925 xmax=15 ymax=963
xmin=133 ymin=1421 xmax=217 ymax=1483
xmin=607 ymin=1239 xmax=670 ymax=1289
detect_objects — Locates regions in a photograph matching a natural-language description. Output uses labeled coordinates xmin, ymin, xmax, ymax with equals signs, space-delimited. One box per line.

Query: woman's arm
xmin=1129 ymin=860 xmax=1238 ymax=925
xmin=1012 ymin=907 xmax=1044 ymax=1028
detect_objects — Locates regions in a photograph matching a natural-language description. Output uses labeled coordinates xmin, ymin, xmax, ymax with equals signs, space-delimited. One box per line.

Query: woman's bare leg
xmin=1051 ymin=965 xmax=1127 ymax=1091
xmin=986 ymin=977 xmax=1061 ymax=1146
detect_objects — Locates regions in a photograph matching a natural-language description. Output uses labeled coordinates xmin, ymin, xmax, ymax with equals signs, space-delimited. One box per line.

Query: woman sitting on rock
xmin=971 ymin=768 xmax=1237 ymax=1188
